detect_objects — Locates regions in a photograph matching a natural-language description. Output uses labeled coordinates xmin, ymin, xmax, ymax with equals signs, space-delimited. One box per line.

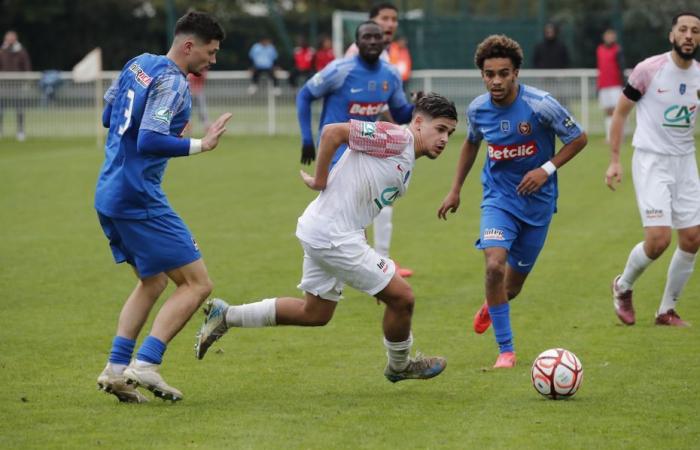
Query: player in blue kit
xmin=95 ymin=11 xmax=231 ymax=402
xmin=297 ymin=20 xmax=416 ymax=277
xmin=437 ymin=35 xmax=588 ymax=368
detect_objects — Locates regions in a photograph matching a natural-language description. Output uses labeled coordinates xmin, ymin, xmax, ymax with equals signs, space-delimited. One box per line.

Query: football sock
xmin=488 ymin=303 xmax=514 ymax=353
xmin=135 ymin=335 xmax=167 ymax=365
xmin=108 ymin=335 xmax=135 ymax=368
xmin=384 ymin=333 xmax=413 ymax=372
xmin=659 ymin=248 xmax=696 ymax=314
xmin=618 ymin=242 xmax=653 ymax=291
xmin=226 ymin=298 xmax=277 ymax=327
xmin=373 ymin=205 xmax=393 ymax=258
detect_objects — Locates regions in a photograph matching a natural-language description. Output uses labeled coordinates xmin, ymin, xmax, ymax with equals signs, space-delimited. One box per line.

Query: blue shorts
xmin=97 ymin=211 xmax=201 ymax=278
xmin=475 ymin=206 xmax=550 ymax=274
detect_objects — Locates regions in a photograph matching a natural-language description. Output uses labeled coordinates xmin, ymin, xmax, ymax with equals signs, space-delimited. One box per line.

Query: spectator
xmin=389 ymin=36 xmax=412 ymax=82
xmin=248 ymin=37 xmax=280 ymax=95
xmin=0 ymin=30 xmax=32 ymax=141
xmin=313 ymin=36 xmax=335 ymax=72
xmin=187 ymin=69 xmax=210 ymax=131
xmin=289 ymin=36 xmax=315 ymax=88
xmin=596 ymin=28 xmax=625 ymax=142
xmin=533 ymin=23 xmax=570 ymax=69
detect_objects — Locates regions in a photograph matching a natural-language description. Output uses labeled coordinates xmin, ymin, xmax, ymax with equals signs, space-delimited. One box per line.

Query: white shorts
xmin=297 ymin=237 xmax=395 ymax=302
xmin=598 ymin=86 xmax=623 ymax=110
xmin=632 ymin=149 xmax=700 ymax=229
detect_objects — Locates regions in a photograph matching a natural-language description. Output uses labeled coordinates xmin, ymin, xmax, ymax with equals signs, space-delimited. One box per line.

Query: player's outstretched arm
xmin=605 ymin=95 xmax=635 ymax=191
xmin=517 ymin=132 xmax=588 ymax=195
xmin=300 ymin=123 xmax=350 ymax=191
xmin=296 ymin=85 xmax=316 ymax=164
xmin=200 ymin=112 xmax=233 ymax=152
xmin=438 ymin=139 xmax=480 ymax=220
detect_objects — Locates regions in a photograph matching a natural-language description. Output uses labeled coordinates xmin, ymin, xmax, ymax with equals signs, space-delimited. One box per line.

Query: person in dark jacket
xmin=532 ymin=23 xmax=570 ymax=69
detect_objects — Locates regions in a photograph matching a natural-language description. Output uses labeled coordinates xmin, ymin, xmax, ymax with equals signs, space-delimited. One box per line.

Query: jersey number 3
xmin=117 ymin=89 xmax=135 ymax=136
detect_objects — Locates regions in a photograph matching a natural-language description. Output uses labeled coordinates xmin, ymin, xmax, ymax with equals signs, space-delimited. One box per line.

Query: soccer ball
xmin=531 ymin=348 xmax=583 ymax=399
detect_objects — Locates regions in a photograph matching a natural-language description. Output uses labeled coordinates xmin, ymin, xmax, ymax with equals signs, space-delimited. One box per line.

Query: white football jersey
xmin=296 ymin=120 xmax=415 ymax=248
xmin=628 ymin=52 xmax=700 ymax=156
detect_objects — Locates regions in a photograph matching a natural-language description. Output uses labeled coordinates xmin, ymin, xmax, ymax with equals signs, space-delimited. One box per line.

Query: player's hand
xmin=202 ymin=112 xmax=233 ymax=152
xmin=437 ymin=191 xmax=461 ymax=220
xmin=300 ymin=170 xmax=325 ymax=191
xmin=301 ymin=143 xmax=316 ymax=165
xmin=517 ymin=168 xmax=548 ymax=195
xmin=605 ymin=162 xmax=623 ymax=191
xmin=410 ymin=90 xmax=424 ymax=103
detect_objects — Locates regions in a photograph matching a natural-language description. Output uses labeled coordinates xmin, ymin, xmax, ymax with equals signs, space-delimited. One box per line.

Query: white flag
xmin=72 ymin=48 xmax=102 ymax=82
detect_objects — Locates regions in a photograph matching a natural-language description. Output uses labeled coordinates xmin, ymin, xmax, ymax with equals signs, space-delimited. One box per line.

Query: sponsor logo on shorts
xmin=377 ymin=258 xmax=388 ymax=273
xmin=360 ymin=121 xmax=376 ymax=138
xmin=518 ymin=121 xmax=532 ymax=135
xmin=348 ymin=102 xmax=386 ymax=116
xmin=487 ymin=141 xmax=537 ymax=161
xmin=191 ymin=237 xmax=199 ymax=251
xmin=483 ymin=228 xmax=505 ymax=241
xmin=645 ymin=209 xmax=663 ymax=219
xmin=517 ymin=260 xmax=532 ymax=267
xmin=129 ymin=63 xmax=153 ymax=88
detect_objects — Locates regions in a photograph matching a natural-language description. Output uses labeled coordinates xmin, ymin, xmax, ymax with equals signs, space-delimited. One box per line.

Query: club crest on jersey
xmin=348 ymin=102 xmax=385 ymax=116
xmin=500 ymin=120 xmax=510 ymax=133
xmin=518 ymin=121 xmax=532 ymax=135
xmin=368 ymin=81 xmax=377 ymax=91
xmin=487 ymin=141 xmax=537 ymax=161
xmin=382 ymin=80 xmax=389 ymax=91
xmin=153 ymin=106 xmax=173 ymax=124
xmin=679 ymin=83 xmax=686 ymax=95
xmin=128 ymin=63 xmax=152 ymax=88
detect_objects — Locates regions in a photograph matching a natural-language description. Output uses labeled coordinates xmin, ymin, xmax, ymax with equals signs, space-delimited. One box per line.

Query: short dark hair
xmin=474 ymin=34 xmax=523 ymax=70
xmin=414 ymin=93 xmax=458 ymax=122
xmin=174 ymin=11 xmax=225 ymax=43
xmin=369 ymin=3 xmax=398 ymax=19
xmin=672 ymin=12 xmax=700 ymax=27
xmin=355 ymin=20 xmax=382 ymax=41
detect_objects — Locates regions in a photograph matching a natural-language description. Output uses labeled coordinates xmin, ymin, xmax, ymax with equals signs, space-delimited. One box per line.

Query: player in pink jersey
xmin=605 ymin=12 xmax=700 ymax=327
xmin=596 ymin=28 xmax=625 ymax=142
xmin=195 ymin=94 xmax=457 ymax=383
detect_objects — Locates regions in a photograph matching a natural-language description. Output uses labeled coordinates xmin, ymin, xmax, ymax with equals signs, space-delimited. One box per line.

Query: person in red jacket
xmin=290 ymin=36 xmax=314 ymax=88
xmin=596 ymin=28 xmax=625 ymax=142
xmin=313 ymin=36 xmax=335 ymax=72
xmin=0 ymin=30 xmax=32 ymax=141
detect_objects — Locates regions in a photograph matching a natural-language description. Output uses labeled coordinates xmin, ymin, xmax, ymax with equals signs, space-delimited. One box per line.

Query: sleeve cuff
xmin=189 ymin=139 xmax=202 ymax=155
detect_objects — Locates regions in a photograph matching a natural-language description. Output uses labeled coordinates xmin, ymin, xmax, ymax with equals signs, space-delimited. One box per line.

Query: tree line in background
xmin=1 ymin=0 xmax=695 ymax=72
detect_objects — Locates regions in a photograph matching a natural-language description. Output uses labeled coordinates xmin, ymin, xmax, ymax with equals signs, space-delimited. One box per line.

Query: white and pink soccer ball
xmin=531 ymin=348 xmax=583 ymax=399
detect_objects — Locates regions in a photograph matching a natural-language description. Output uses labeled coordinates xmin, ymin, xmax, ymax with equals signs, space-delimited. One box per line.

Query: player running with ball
xmin=196 ymin=93 xmax=457 ymax=383
xmin=437 ymin=35 xmax=588 ymax=368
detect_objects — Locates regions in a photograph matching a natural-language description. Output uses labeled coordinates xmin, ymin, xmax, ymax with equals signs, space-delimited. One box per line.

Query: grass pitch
xmin=0 ymin=134 xmax=698 ymax=449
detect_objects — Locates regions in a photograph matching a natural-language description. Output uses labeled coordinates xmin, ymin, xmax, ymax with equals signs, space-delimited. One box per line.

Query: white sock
xmin=110 ymin=363 xmax=127 ymax=374
xmin=618 ymin=242 xmax=653 ymax=291
xmin=134 ymin=360 xmax=157 ymax=369
xmin=659 ymin=248 xmax=696 ymax=314
xmin=225 ymin=298 xmax=277 ymax=327
xmin=604 ymin=116 xmax=612 ymax=142
xmin=383 ymin=332 xmax=413 ymax=372
xmin=373 ymin=206 xmax=393 ymax=258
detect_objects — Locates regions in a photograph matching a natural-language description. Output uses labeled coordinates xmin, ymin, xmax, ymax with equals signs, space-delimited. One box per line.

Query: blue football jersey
xmin=467 ymin=84 xmax=583 ymax=226
xmin=305 ymin=55 xmax=409 ymax=164
xmin=95 ymin=53 xmax=191 ymax=219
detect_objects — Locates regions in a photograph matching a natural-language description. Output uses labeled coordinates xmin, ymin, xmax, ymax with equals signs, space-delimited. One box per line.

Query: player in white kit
xmin=195 ymin=93 xmax=457 ymax=383
xmin=605 ymin=12 xmax=700 ymax=326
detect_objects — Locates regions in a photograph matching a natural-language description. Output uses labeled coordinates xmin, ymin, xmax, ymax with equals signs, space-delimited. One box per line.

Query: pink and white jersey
xmin=296 ymin=120 xmax=414 ymax=247
xmin=628 ymin=52 xmax=700 ymax=155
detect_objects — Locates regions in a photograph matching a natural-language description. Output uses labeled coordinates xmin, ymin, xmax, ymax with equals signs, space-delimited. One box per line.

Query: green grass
xmin=0 ymin=134 xmax=698 ymax=449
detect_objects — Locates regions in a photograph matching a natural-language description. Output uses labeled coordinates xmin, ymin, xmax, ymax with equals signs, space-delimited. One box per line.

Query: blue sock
xmin=109 ymin=336 xmax=136 ymax=366
xmin=488 ymin=302 xmax=514 ymax=353
xmin=135 ymin=335 xmax=167 ymax=365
